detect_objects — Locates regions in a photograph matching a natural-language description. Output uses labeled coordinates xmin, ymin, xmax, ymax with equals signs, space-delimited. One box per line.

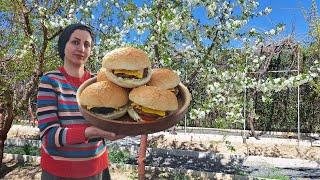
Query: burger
xmin=96 ymin=68 xmax=108 ymax=82
xmin=102 ymin=47 xmax=152 ymax=88
xmin=147 ymin=68 xmax=180 ymax=95
xmin=79 ymin=81 xmax=129 ymax=119
xmin=128 ymin=86 xmax=178 ymax=121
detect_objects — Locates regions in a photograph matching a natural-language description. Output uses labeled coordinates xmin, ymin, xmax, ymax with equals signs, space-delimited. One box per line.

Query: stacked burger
xmin=79 ymin=46 xmax=182 ymax=122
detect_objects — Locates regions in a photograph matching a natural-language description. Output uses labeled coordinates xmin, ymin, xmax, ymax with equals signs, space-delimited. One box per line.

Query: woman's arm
xmin=37 ymin=74 xmax=125 ymax=147
xmin=37 ymin=75 xmax=89 ymax=147
xmin=37 ymin=75 xmax=64 ymax=146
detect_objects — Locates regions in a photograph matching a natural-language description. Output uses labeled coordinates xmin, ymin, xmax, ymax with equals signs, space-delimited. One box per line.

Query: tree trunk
xmin=248 ymin=112 xmax=260 ymax=140
xmin=28 ymin=97 xmax=36 ymax=126
xmin=0 ymin=130 xmax=7 ymax=170
xmin=0 ymin=102 xmax=13 ymax=169
xmin=0 ymin=89 xmax=15 ymax=169
xmin=0 ymin=108 xmax=5 ymax=170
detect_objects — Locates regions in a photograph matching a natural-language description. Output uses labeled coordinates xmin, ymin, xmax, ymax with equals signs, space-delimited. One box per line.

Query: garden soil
xmin=1 ymin=125 xmax=320 ymax=179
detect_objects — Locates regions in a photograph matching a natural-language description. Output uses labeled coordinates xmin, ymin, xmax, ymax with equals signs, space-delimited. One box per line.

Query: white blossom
xmin=197 ymin=111 xmax=206 ymax=119
xmin=253 ymin=58 xmax=259 ymax=63
xmin=264 ymin=7 xmax=272 ymax=14
xmin=249 ymin=28 xmax=256 ymax=33
xmin=277 ymin=25 xmax=285 ymax=32
xmin=260 ymin=55 xmax=266 ymax=61
xmin=269 ymin=29 xmax=276 ymax=35
xmin=232 ymin=20 xmax=242 ymax=27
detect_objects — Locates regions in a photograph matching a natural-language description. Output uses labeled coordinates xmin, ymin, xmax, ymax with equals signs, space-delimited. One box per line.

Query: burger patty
xmin=113 ymin=68 xmax=148 ymax=79
xmin=89 ymin=107 xmax=116 ymax=114
xmin=133 ymin=106 xmax=165 ymax=121
xmin=172 ymin=87 xmax=179 ymax=95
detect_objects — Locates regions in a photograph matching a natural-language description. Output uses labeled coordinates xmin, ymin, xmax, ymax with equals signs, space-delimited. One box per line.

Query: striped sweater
xmin=36 ymin=67 xmax=108 ymax=178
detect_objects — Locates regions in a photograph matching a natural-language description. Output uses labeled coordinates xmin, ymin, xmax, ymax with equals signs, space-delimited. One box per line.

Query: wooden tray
xmin=76 ymin=77 xmax=191 ymax=136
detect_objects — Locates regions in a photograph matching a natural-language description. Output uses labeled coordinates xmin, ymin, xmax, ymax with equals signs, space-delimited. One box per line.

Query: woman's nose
xmin=77 ymin=44 xmax=85 ymax=52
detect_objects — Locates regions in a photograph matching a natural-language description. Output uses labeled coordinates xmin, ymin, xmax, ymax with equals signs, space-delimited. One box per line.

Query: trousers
xmin=41 ymin=168 xmax=111 ymax=180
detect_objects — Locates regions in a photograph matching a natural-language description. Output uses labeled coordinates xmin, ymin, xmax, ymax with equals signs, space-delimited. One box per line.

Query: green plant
xmin=173 ymin=172 xmax=191 ymax=180
xmin=257 ymin=167 xmax=290 ymax=180
xmin=23 ymin=143 xmax=32 ymax=155
xmin=128 ymin=169 xmax=138 ymax=180
xmin=234 ymin=167 xmax=247 ymax=176
xmin=260 ymin=174 xmax=290 ymax=180
xmin=108 ymin=148 xmax=131 ymax=164
xmin=225 ymin=140 xmax=236 ymax=152
xmin=158 ymin=171 xmax=191 ymax=180
xmin=4 ymin=145 xmax=40 ymax=156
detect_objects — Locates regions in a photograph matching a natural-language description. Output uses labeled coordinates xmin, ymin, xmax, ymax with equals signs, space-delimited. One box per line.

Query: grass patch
xmin=4 ymin=144 xmax=40 ymax=156
xmin=108 ymin=148 xmax=132 ymax=164
xmin=256 ymin=167 xmax=290 ymax=180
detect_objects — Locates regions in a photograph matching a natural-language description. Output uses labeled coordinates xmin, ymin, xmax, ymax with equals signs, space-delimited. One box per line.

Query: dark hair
xmin=58 ymin=23 xmax=94 ymax=60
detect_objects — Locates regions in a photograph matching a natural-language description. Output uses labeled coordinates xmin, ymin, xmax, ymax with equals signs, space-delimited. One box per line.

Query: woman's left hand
xmin=85 ymin=126 xmax=126 ymax=141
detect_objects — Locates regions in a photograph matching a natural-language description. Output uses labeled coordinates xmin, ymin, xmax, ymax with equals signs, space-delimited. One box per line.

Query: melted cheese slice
xmin=132 ymin=103 xmax=165 ymax=117
xmin=141 ymin=106 xmax=165 ymax=117
xmin=87 ymin=106 xmax=94 ymax=110
xmin=86 ymin=106 xmax=118 ymax=110
xmin=113 ymin=69 xmax=144 ymax=79
xmin=168 ymin=88 xmax=175 ymax=93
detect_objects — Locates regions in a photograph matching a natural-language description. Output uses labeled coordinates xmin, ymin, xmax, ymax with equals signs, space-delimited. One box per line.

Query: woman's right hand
xmin=85 ymin=126 xmax=126 ymax=141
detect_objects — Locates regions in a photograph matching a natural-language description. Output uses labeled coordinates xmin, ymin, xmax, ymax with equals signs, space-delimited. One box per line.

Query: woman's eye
xmin=71 ymin=40 xmax=79 ymax=45
xmin=84 ymin=42 xmax=91 ymax=48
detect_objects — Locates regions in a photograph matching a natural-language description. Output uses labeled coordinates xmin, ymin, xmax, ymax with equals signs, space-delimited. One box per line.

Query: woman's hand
xmin=85 ymin=126 xmax=126 ymax=141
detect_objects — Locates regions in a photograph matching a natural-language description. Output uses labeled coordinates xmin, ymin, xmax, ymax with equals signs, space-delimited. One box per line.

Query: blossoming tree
xmin=0 ymin=0 xmax=319 ymax=166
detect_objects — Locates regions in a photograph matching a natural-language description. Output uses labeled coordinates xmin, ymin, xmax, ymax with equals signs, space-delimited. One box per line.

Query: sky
xmin=96 ymin=0 xmax=320 ymax=46
xmin=189 ymin=0 xmax=320 ymax=47
xmin=248 ymin=0 xmax=320 ymax=41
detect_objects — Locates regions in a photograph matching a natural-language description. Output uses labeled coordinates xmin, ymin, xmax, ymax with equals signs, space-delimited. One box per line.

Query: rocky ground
xmin=1 ymin=160 xmax=137 ymax=180
xmin=2 ymin=125 xmax=320 ymax=179
xmin=146 ymin=132 xmax=320 ymax=160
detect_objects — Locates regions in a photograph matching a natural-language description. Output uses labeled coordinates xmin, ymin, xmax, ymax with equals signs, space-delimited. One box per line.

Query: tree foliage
xmin=1 ymin=0 xmax=320 ymax=135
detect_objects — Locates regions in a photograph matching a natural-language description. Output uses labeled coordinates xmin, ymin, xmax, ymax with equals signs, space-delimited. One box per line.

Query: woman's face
xmin=64 ymin=29 xmax=92 ymax=66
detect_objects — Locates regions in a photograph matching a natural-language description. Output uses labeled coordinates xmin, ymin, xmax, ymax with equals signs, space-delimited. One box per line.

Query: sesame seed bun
xmin=96 ymin=68 xmax=108 ymax=82
xmin=129 ymin=86 xmax=178 ymax=111
xmin=102 ymin=47 xmax=151 ymax=70
xmin=101 ymin=47 xmax=152 ymax=88
xmin=79 ymin=81 xmax=128 ymax=108
xmin=147 ymin=68 xmax=180 ymax=89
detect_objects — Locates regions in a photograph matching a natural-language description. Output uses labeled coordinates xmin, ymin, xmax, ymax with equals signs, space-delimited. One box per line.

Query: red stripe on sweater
xmin=39 ymin=116 xmax=58 ymax=124
xmin=58 ymin=100 xmax=78 ymax=105
xmin=40 ymin=148 xmax=109 ymax=178
xmin=64 ymin=124 xmax=89 ymax=128
xmin=51 ymin=76 xmax=68 ymax=84
xmin=57 ymin=142 xmax=103 ymax=151
xmin=38 ymin=96 xmax=56 ymax=100
xmin=66 ymin=126 xmax=87 ymax=144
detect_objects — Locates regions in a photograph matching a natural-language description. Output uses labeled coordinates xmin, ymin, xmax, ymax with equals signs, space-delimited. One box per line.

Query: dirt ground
xmin=148 ymin=133 xmax=320 ymax=161
xmin=1 ymin=160 xmax=197 ymax=180
xmin=3 ymin=126 xmax=320 ymax=179
xmin=0 ymin=160 xmax=135 ymax=180
xmin=7 ymin=125 xmax=320 ymax=161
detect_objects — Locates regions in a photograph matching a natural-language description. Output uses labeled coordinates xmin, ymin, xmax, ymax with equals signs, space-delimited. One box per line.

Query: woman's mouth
xmin=74 ymin=54 xmax=85 ymax=59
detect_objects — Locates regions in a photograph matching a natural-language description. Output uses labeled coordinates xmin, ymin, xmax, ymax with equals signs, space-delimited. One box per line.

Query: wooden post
xmin=138 ymin=134 xmax=148 ymax=180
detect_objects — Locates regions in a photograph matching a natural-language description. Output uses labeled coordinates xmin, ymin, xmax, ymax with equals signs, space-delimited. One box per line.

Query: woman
xmin=37 ymin=23 xmax=123 ymax=179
